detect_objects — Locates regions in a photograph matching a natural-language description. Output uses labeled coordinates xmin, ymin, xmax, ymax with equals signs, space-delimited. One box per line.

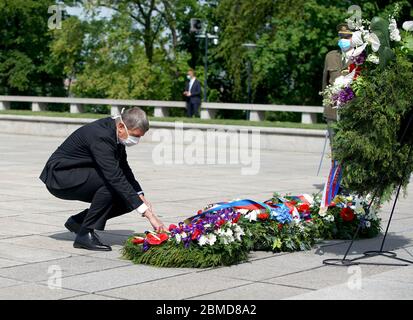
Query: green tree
xmin=215 ymin=0 xmax=404 ymax=106
xmin=49 ymin=9 xmax=190 ymax=101
xmin=0 ymin=0 xmax=65 ymax=96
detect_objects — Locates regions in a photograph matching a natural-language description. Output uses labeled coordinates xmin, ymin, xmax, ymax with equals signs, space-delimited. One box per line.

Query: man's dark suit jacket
xmin=185 ymin=78 xmax=202 ymax=105
xmin=39 ymin=117 xmax=143 ymax=211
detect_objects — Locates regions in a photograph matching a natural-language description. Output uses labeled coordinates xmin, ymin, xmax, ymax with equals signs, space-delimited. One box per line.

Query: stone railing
xmin=0 ymin=95 xmax=324 ymax=124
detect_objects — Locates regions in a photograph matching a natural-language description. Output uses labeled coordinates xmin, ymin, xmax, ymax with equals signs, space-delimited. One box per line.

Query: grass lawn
xmin=0 ymin=109 xmax=327 ymax=130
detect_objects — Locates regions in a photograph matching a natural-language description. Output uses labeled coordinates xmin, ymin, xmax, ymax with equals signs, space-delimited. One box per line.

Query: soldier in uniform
xmin=322 ymin=23 xmax=354 ymax=149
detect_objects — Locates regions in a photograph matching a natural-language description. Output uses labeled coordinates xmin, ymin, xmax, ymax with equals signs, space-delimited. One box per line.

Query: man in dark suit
xmin=40 ymin=107 xmax=166 ymax=251
xmin=184 ymin=68 xmax=202 ymax=117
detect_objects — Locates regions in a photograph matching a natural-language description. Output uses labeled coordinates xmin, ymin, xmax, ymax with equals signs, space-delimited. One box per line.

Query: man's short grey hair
xmin=121 ymin=107 xmax=150 ymax=132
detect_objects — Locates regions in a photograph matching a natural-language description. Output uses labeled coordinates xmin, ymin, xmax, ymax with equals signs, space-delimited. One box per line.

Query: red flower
xmin=278 ymin=223 xmax=283 ymax=231
xmin=232 ymin=214 xmax=241 ymax=224
xmin=257 ymin=213 xmax=270 ymax=220
xmin=168 ymin=224 xmax=178 ymax=232
xmin=297 ymin=203 xmax=310 ymax=213
xmin=340 ymin=207 xmax=355 ymax=222
xmin=330 ymin=202 xmax=336 ymax=207
xmin=132 ymin=237 xmax=145 ymax=245
xmin=146 ymin=233 xmax=169 ymax=245
xmin=349 ymin=64 xmax=362 ymax=79
xmin=191 ymin=229 xmax=201 ymax=240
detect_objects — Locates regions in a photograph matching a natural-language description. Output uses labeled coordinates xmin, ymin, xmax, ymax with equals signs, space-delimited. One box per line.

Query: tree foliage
xmin=1 ymin=0 xmax=411 ymax=110
xmin=334 ymin=54 xmax=413 ymax=199
xmin=0 ymin=0 xmax=65 ymax=96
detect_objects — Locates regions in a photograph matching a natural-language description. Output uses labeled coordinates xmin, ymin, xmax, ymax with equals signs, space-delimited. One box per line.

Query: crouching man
xmin=39 ymin=107 xmax=166 ymax=251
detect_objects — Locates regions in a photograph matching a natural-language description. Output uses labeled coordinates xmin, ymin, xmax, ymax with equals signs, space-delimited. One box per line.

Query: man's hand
xmin=139 ymin=194 xmax=153 ymax=212
xmin=138 ymin=195 xmax=167 ymax=232
xmin=143 ymin=209 xmax=167 ymax=233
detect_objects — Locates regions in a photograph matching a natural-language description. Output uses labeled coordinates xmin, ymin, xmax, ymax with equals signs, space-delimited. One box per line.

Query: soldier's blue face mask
xmin=338 ymin=39 xmax=351 ymax=52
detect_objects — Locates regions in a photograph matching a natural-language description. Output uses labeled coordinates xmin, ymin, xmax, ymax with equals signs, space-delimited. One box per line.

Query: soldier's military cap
xmin=337 ymin=23 xmax=353 ymax=38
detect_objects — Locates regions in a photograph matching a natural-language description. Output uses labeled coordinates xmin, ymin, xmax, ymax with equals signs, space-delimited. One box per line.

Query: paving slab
xmin=0 ymin=276 xmax=23 ymax=289
xmin=99 ymin=273 xmax=252 ymax=300
xmin=287 ymin=267 xmax=413 ymax=300
xmin=0 ymin=283 xmax=82 ymax=300
xmin=60 ymin=265 xmax=195 ymax=293
xmin=266 ymin=264 xmax=399 ymax=290
xmin=0 ymin=242 xmax=72 ymax=263
xmin=64 ymin=293 xmax=123 ymax=300
xmin=190 ymin=282 xmax=313 ymax=300
xmin=0 ymin=255 xmax=130 ymax=282
xmin=0 ymin=257 xmax=27 ymax=269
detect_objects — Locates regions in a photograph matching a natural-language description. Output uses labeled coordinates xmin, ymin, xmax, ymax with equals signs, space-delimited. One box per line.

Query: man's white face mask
xmin=121 ymin=131 xmax=140 ymax=147
xmin=114 ymin=115 xmax=140 ymax=147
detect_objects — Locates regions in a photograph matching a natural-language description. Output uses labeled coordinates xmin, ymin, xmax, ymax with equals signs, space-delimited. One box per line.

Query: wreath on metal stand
xmin=320 ymin=10 xmax=413 ymax=266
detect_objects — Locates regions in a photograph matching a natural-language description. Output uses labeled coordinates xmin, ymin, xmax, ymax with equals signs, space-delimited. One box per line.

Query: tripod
xmin=323 ymin=111 xmax=413 ymax=267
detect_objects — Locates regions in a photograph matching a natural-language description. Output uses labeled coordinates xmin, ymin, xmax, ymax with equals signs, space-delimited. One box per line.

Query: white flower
xmin=325 ymin=215 xmax=335 ymax=222
xmin=365 ymin=221 xmax=371 ymax=228
xmin=365 ymin=32 xmax=381 ymax=52
xmin=225 ymin=228 xmax=233 ymax=237
xmin=198 ymin=235 xmax=208 ymax=246
xmin=222 ymin=234 xmax=235 ymax=245
xmin=349 ymin=43 xmax=367 ymax=61
xmin=233 ymin=225 xmax=245 ymax=241
xmin=207 ymin=233 xmax=217 ymax=246
xmin=236 ymin=209 xmax=249 ymax=215
xmin=175 ymin=233 xmax=182 ymax=243
xmin=402 ymin=21 xmax=413 ymax=31
xmin=389 ymin=18 xmax=401 ymax=42
xmin=215 ymin=229 xmax=224 ymax=236
xmin=245 ymin=210 xmax=257 ymax=222
xmin=333 ymin=69 xmax=356 ymax=89
xmin=355 ymin=206 xmax=365 ymax=215
xmin=351 ymin=31 xmax=365 ymax=47
xmin=181 ymin=232 xmax=188 ymax=239
xmin=366 ymin=53 xmax=380 ymax=64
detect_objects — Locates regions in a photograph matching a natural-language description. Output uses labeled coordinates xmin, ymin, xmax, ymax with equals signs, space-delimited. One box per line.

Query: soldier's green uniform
xmin=322 ymin=23 xmax=353 ymax=153
xmin=322 ymin=50 xmax=351 ymax=121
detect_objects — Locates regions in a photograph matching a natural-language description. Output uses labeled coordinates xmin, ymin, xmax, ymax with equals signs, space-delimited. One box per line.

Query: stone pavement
xmin=0 ymin=132 xmax=412 ymax=300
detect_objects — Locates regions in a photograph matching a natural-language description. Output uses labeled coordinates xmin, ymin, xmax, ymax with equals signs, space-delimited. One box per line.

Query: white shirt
xmin=189 ymin=78 xmax=196 ymax=92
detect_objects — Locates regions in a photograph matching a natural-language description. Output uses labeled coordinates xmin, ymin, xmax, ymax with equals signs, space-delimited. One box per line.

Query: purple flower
xmin=351 ymin=51 xmax=367 ymax=65
xmin=168 ymin=208 xmax=241 ymax=249
xmin=333 ymin=87 xmax=355 ymax=106
xmin=143 ymin=240 xmax=150 ymax=252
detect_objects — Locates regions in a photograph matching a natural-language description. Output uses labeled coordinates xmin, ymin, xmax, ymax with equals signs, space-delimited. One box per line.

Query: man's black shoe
xmin=73 ymin=231 xmax=112 ymax=251
xmin=64 ymin=216 xmax=81 ymax=234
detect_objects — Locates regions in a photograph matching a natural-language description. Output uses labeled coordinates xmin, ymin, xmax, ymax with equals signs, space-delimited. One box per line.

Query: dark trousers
xmin=47 ymin=168 xmax=129 ymax=231
xmin=186 ymin=101 xmax=200 ymax=117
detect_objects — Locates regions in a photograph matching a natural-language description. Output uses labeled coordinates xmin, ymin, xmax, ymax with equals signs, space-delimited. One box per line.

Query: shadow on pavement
xmin=314 ymin=233 xmax=412 ymax=258
xmin=49 ymin=229 xmax=134 ymax=246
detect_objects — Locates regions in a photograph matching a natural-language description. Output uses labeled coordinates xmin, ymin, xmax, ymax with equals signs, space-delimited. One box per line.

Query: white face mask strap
xmin=112 ymin=107 xmax=126 ymax=120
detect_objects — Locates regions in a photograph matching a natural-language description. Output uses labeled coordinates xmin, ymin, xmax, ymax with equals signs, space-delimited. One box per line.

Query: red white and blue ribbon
xmin=320 ymin=160 xmax=343 ymax=209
